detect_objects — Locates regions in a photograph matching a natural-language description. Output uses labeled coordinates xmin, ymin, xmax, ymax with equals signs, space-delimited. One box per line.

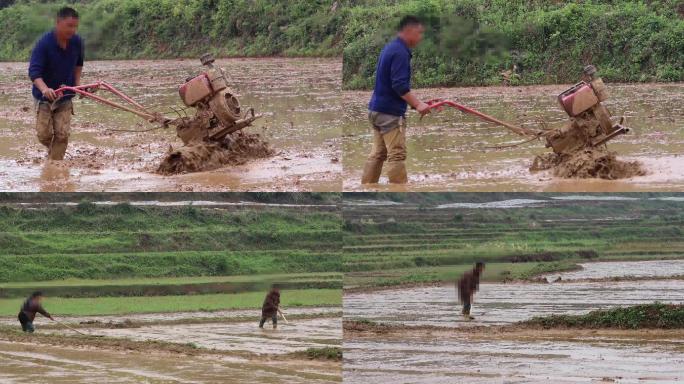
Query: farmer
xmin=259 ymin=286 xmax=281 ymax=329
xmin=457 ymin=262 xmax=485 ymax=321
xmin=361 ymin=15 xmax=431 ymax=185
xmin=18 ymin=291 xmax=53 ymax=333
xmin=28 ymin=6 xmax=84 ymax=161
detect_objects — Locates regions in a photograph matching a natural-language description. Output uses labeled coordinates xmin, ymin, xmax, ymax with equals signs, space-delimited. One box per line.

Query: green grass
xmin=299 ymin=347 xmax=342 ymax=361
xmin=0 ymin=0 xmax=346 ymax=60
xmin=343 ymin=0 xmax=684 ymax=88
xmin=0 ymin=289 xmax=342 ymax=316
xmin=523 ymin=303 xmax=684 ymax=329
xmin=343 ymin=194 xmax=684 ymax=288
xmin=0 ymin=272 xmax=342 ymax=288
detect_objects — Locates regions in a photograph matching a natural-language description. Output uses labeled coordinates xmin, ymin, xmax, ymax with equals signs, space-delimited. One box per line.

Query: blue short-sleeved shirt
xmin=28 ymin=31 xmax=84 ymax=101
xmin=368 ymin=37 xmax=412 ymax=117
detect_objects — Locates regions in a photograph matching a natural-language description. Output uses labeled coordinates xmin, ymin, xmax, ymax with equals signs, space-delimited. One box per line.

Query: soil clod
xmin=531 ymin=148 xmax=646 ymax=180
xmin=157 ymin=132 xmax=274 ymax=175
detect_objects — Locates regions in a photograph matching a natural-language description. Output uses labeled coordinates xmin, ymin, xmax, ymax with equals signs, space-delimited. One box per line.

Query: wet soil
xmin=0 ymin=58 xmax=342 ymax=192
xmin=531 ymin=148 xmax=646 ymax=179
xmin=343 ymin=83 xmax=684 ymax=191
xmin=344 ymin=328 xmax=684 ymax=383
xmin=344 ymin=264 xmax=684 ymax=383
xmin=344 ymin=280 xmax=684 ymax=327
xmin=0 ymin=340 xmax=341 ymax=383
xmin=157 ymin=131 xmax=274 ymax=175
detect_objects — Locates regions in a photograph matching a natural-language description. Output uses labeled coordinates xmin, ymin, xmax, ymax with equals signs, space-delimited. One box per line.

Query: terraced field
xmin=343 ymin=195 xmax=684 ymax=288
xmin=0 ymin=196 xmax=343 ymax=382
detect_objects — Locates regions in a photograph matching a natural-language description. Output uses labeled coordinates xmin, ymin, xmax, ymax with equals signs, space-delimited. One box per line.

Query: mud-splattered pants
xmin=35 ymin=99 xmax=73 ymax=160
xmin=367 ymin=112 xmax=407 ymax=163
xmin=361 ymin=111 xmax=408 ymax=184
xmin=18 ymin=312 xmax=34 ymax=333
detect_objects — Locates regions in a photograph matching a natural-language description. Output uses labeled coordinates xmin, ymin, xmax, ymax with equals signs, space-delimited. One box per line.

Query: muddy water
xmin=345 ymin=333 xmax=684 ymax=384
xmin=0 ymin=58 xmax=342 ymax=192
xmin=0 ymin=341 xmax=340 ymax=383
xmin=72 ymin=317 xmax=341 ymax=355
xmin=344 ymin=280 xmax=684 ymax=327
xmin=342 ymin=83 xmax=684 ymax=191
xmin=0 ymin=307 xmax=340 ymax=327
xmin=543 ymin=259 xmax=684 ymax=281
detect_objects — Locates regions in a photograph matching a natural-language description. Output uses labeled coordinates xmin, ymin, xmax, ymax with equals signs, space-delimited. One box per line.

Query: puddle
xmin=59 ymin=317 xmax=342 ymax=355
xmin=342 ymin=83 xmax=684 ymax=191
xmin=435 ymin=198 xmax=547 ymax=209
xmin=344 ymin=280 xmax=684 ymax=327
xmin=544 ymin=260 xmax=684 ymax=282
xmin=0 ymin=58 xmax=342 ymax=192
xmin=0 ymin=341 xmax=340 ymax=383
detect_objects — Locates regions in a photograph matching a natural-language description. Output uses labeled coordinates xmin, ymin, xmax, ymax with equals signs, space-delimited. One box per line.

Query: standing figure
xmin=457 ymin=262 xmax=485 ymax=321
xmin=259 ymin=286 xmax=281 ymax=329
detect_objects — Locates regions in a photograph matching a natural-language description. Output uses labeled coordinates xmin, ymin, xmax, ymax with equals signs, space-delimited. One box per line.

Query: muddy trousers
xmin=35 ymin=99 xmax=73 ymax=161
xmin=18 ymin=312 xmax=34 ymax=333
xmin=259 ymin=314 xmax=277 ymax=328
xmin=361 ymin=112 xmax=408 ymax=184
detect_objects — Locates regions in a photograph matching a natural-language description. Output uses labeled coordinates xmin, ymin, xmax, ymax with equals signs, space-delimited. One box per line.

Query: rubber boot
xmin=361 ymin=159 xmax=384 ymax=184
xmin=48 ymin=139 xmax=68 ymax=161
xmin=386 ymin=161 xmax=408 ymax=184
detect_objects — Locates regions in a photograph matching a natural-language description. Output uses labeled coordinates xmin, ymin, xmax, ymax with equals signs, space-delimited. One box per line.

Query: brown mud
xmin=531 ymin=148 xmax=646 ymax=179
xmin=0 ymin=339 xmax=341 ymax=383
xmin=342 ymin=83 xmax=684 ymax=191
xmin=0 ymin=58 xmax=342 ymax=192
xmin=157 ymin=131 xmax=273 ymax=174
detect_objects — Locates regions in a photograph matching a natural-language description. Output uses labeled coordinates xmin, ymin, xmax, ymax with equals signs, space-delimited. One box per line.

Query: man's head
xmin=30 ymin=291 xmax=43 ymax=304
xmin=397 ymin=15 xmax=424 ymax=48
xmin=271 ymin=285 xmax=280 ymax=294
xmin=55 ymin=7 xmax=79 ymax=41
xmin=474 ymin=262 xmax=485 ymax=274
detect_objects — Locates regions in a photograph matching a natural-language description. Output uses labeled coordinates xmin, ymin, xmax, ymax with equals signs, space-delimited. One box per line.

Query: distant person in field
xmin=28 ymin=6 xmax=84 ymax=161
xmin=457 ymin=262 xmax=485 ymax=321
xmin=18 ymin=291 xmax=53 ymax=333
xmin=361 ymin=15 xmax=431 ymax=185
xmin=259 ymin=286 xmax=281 ymax=329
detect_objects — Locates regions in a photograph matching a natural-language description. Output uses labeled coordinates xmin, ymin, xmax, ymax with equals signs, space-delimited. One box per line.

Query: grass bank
xmin=0 ymin=0 xmax=346 ymax=60
xmin=522 ymin=303 xmax=684 ymax=329
xmin=343 ymin=0 xmax=684 ymax=88
xmin=0 ymin=288 xmax=342 ymax=316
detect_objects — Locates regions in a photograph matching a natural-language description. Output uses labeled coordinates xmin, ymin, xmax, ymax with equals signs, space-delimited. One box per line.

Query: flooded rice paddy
xmin=342 ymin=83 xmax=684 ymax=192
xmin=344 ymin=261 xmax=684 ymax=383
xmin=0 ymin=58 xmax=342 ymax=192
xmin=0 ymin=341 xmax=340 ymax=383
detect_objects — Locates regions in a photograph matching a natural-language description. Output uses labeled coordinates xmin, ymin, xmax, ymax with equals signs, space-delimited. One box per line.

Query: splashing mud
xmin=531 ymin=148 xmax=646 ymax=179
xmin=157 ymin=132 xmax=274 ymax=174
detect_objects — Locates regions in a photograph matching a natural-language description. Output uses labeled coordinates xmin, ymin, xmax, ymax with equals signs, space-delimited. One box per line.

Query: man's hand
xmin=42 ymin=88 xmax=58 ymax=101
xmin=416 ymin=102 xmax=431 ymax=116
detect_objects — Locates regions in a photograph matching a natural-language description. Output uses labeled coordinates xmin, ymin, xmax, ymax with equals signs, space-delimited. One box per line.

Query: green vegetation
xmin=0 ymin=202 xmax=341 ymax=282
xmin=343 ymin=194 xmax=684 ymax=288
xmin=0 ymin=199 xmax=342 ymax=316
xmin=0 ymin=0 xmax=346 ymax=60
xmin=299 ymin=346 xmax=343 ymax=361
xmin=0 ymin=288 xmax=342 ymax=316
xmin=523 ymin=303 xmax=684 ymax=329
xmin=343 ymin=0 xmax=684 ymax=88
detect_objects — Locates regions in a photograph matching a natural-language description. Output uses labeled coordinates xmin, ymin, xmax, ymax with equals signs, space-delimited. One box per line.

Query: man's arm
xmin=389 ymin=51 xmax=430 ymax=116
xmin=35 ymin=305 xmax=53 ymax=320
xmin=74 ymin=66 xmax=82 ymax=87
xmin=28 ymin=39 xmax=58 ymax=101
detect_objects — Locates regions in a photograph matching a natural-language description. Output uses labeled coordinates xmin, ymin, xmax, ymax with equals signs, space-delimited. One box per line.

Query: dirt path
xmin=342 ymin=83 xmax=684 ymax=191
xmin=0 ymin=58 xmax=342 ymax=192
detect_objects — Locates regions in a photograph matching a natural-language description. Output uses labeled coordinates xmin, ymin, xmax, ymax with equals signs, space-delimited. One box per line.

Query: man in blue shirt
xmin=28 ymin=7 xmax=84 ymax=161
xmin=362 ymin=16 xmax=431 ymax=185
